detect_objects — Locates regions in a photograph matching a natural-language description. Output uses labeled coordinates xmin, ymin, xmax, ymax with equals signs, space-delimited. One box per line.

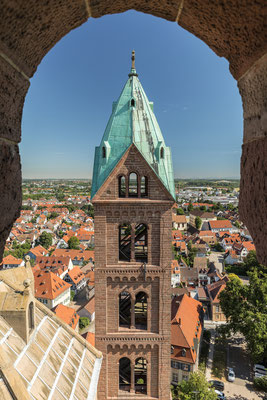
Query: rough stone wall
xmin=238 ymin=54 xmax=267 ymax=264
xmin=0 ymin=2 xmax=266 ymax=261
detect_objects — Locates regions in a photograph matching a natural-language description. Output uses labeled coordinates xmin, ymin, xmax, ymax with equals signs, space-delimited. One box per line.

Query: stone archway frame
xmin=0 ymin=1 xmax=266 ymax=262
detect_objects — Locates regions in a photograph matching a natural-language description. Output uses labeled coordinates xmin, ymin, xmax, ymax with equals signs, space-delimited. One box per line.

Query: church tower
xmin=92 ymin=51 xmax=175 ymax=400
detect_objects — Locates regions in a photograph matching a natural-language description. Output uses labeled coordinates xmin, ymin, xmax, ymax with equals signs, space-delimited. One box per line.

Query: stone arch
xmin=0 ymin=2 xmax=266 ymax=263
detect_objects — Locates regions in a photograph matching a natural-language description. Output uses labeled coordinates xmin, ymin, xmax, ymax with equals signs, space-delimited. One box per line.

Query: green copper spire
xmin=91 ymin=51 xmax=175 ymax=200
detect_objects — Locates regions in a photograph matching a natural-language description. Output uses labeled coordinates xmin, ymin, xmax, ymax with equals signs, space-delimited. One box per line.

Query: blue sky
xmin=21 ymin=11 xmax=243 ymax=179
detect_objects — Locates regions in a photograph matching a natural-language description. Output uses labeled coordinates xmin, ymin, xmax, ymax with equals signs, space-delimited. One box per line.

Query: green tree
xmin=48 ymin=211 xmax=58 ymax=220
xmin=38 ymin=231 xmax=53 ymax=249
xmin=176 ymin=207 xmax=185 ymax=215
xmin=199 ymin=205 xmax=206 ymax=211
xmin=68 ymin=236 xmax=80 ymax=250
xmin=81 ymin=204 xmax=94 ymax=218
xmin=55 ymin=191 xmax=65 ymax=202
xmin=173 ymin=371 xmax=217 ymax=400
xmin=219 ymin=270 xmax=267 ymax=362
xmin=58 ymin=230 xmax=64 ymax=238
xmin=188 ymin=202 xmax=193 ymax=212
xmin=195 ymin=216 xmax=202 ymax=230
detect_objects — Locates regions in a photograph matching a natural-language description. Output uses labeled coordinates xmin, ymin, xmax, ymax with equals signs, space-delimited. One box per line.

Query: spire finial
xmin=131 ymin=50 xmax=135 ymax=70
xmin=128 ymin=50 xmax=138 ymax=77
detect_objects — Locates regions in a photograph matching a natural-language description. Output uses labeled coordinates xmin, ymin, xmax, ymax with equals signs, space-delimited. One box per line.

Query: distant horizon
xmin=22 ymin=176 xmax=240 ymax=181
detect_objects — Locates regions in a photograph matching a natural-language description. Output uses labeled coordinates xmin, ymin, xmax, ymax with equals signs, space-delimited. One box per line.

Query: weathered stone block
xmin=90 ymin=0 xmax=179 ymax=21
xmin=0 ymin=57 xmax=29 ymax=142
xmin=239 ymin=137 xmax=267 ymax=265
xmin=0 ymin=142 xmax=21 ymax=261
xmin=238 ymin=54 xmax=267 ymax=143
xmin=0 ymin=0 xmax=88 ymax=77
xmin=178 ymin=0 xmax=267 ymax=79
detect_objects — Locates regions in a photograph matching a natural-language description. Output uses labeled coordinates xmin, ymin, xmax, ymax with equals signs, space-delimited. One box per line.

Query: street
xmin=225 ymin=335 xmax=265 ymax=400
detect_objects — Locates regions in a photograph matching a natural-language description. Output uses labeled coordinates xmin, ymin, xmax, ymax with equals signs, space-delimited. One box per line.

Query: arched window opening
xmin=135 ymin=358 xmax=147 ymax=394
xmin=119 ymin=175 xmax=126 ymax=197
xmin=119 ymin=291 xmax=131 ymax=328
xmin=134 ymin=292 xmax=147 ymax=330
xmin=102 ymin=146 xmax=106 ymax=158
xmin=119 ymin=224 xmax=132 ymax=261
xmin=140 ymin=176 xmax=148 ymax=197
xmin=134 ymin=224 xmax=148 ymax=263
xmin=160 ymin=147 xmax=164 ymax=159
xmin=128 ymin=172 xmax=138 ymax=197
xmin=119 ymin=357 xmax=131 ymax=392
xmin=131 ymin=98 xmax=135 ymax=107
xmin=28 ymin=301 xmax=34 ymax=332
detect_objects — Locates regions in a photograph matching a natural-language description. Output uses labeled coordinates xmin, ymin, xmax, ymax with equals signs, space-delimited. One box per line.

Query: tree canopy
xmin=219 ymin=269 xmax=267 ymax=362
xmin=176 ymin=207 xmax=185 ymax=215
xmin=68 ymin=236 xmax=80 ymax=250
xmin=195 ymin=216 xmax=202 ymax=230
xmin=172 ymin=371 xmax=217 ymax=400
xmin=37 ymin=231 xmax=53 ymax=249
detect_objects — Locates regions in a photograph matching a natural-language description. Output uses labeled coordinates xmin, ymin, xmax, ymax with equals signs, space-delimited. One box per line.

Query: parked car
xmin=215 ymin=389 xmax=225 ymax=400
xmin=228 ymin=368 xmax=235 ymax=382
xmin=253 ymin=364 xmax=267 ymax=375
xmin=209 ymin=380 xmax=225 ymax=391
xmin=255 ymin=371 xmax=266 ymax=379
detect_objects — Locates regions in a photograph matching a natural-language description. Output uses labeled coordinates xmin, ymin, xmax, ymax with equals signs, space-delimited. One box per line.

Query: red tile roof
xmin=209 ymin=220 xmax=232 ymax=229
xmin=2 ymin=255 xmax=23 ymax=265
xmin=171 ymin=294 xmax=203 ymax=364
xmin=67 ymin=266 xmax=85 ymax=284
xmin=34 ymin=270 xmax=71 ymax=300
xmin=52 ymin=249 xmax=94 ymax=262
xmin=242 ymin=241 xmax=256 ymax=252
xmin=53 ymin=304 xmax=79 ymax=329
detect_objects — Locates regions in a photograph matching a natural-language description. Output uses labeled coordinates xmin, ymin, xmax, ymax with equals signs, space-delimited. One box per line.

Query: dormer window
xmin=181 ymin=348 xmax=186 ymax=357
xmin=160 ymin=147 xmax=164 ymax=159
xmin=102 ymin=146 xmax=106 ymax=158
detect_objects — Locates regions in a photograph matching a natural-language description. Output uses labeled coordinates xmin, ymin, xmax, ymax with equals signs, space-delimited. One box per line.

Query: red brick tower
xmin=92 ymin=52 xmax=175 ymax=399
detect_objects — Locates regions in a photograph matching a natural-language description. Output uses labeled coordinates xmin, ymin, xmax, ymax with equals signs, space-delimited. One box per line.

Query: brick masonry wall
xmin=94 ymin=146 xmax=173 ymax=399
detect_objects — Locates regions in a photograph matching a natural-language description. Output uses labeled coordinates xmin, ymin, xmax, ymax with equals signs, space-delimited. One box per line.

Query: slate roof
xmin=91 ymin=52 xmax=175 ymax=200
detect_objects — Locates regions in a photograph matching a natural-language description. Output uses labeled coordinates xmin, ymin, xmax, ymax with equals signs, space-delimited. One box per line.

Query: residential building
xmin=1 ymin=254 xmax=25 ymax=269
xmin=52 ymin=248 xmax=95 ymax=265
xmin=27 ymin=244 xmax=49 ymax=260
xmin=53 ymin=303 xmax=79 ymax=332
xmin=64 ymin=265 xmax=86 ymax=294
xmin=34 ymin=270 xmax=71 ymax=309
xmin=35 ymin=255 xmax=73 ymax=278
xmin=171 ymin=294 xmax=203 ymax=384
xmin=172 ymin=214 xmax=188 ymax=231
xmin=189 ymin=210 xmax=216 ymax=229
xmin=209 ymin=219 xmax=233 ymax=233
xmin=199 ymin=231 xmax=217 ymax=245
xmin=78 ymin=296 xmax=95 ymax=322
xmin=206 ymin=277 xmax=228 ymax=321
